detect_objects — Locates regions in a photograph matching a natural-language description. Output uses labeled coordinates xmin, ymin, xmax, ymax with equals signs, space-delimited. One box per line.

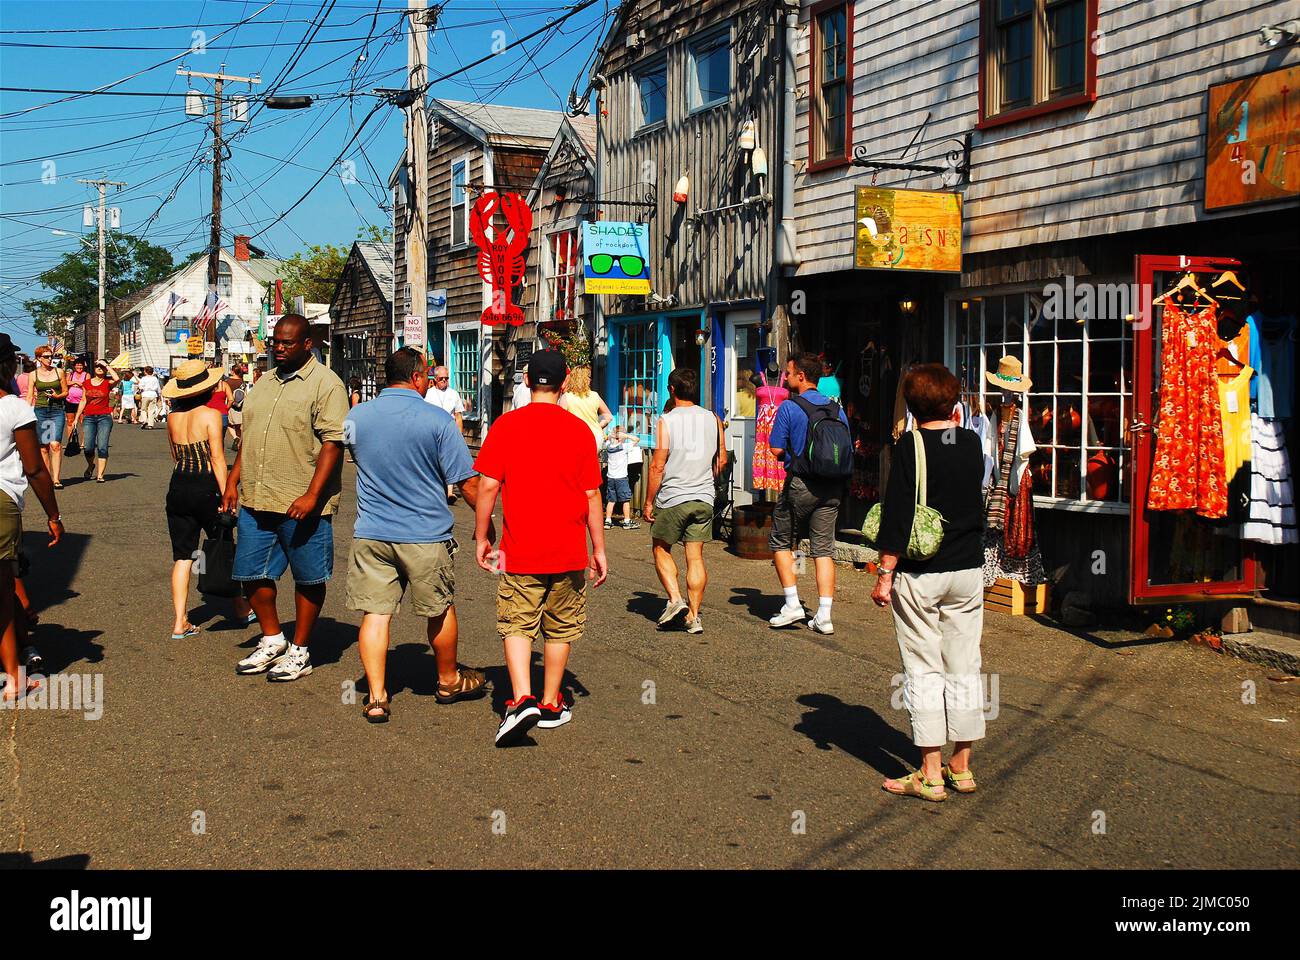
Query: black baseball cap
xmin=527 ymin=349 xmax=567 ymax=387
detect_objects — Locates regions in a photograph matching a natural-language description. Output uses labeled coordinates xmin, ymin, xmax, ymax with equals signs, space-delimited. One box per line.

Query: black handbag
xmin=197 ymin=513 xmax=239 ymax=597
xmin=65 ymin=427 xmax=81 ymax=456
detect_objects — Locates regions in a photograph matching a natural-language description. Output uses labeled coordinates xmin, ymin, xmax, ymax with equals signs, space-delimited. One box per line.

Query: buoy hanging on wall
xmin=672 ymin=173 xmax=690 ymax=204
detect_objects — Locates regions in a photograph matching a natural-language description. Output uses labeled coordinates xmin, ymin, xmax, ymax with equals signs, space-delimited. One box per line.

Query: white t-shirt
xmin=1 ymin=394 xmax=37 ymax=509
xmin=511 ymin=382 xmax=530 ymax=410
xmin=605 ymin=436 xmax=640 ymax=479
xmin=424 ymin=385 xmax=465 ymax=415
xmin=139 ymin=375 xmax=161 ymax=398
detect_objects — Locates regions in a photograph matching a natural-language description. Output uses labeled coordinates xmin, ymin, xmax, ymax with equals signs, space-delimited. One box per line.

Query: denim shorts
xmin=605 ymin=475 xmax=632 ymax=504
xmin=232 ymin=508 xmax=334 ymax=586
xmin=34 ymin=405 xmax=65 ymax=445
xmin=81 ymin=414 xmax=113 ymax=458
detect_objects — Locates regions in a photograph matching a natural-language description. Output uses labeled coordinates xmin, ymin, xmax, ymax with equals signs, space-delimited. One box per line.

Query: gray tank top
xmin=656 ymin=405 xmax=718 ymax=508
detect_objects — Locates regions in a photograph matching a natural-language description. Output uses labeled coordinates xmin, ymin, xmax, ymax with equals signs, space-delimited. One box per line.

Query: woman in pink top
xmin=64 ymin=358 xmax=88 ymax=444
xmin=752 ymin=369 xmax=789 ymax=491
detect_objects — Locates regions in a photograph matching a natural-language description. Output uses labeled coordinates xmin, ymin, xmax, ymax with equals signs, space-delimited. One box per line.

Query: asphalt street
xmin=3 ymin=425 xmax=1298 ymax=869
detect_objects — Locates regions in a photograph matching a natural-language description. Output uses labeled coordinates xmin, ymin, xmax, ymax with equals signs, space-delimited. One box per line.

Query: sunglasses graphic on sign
xmin=588 ymin=254 xmax=646 ymax=278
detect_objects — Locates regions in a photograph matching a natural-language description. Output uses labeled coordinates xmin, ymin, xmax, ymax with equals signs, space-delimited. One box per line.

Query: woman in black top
xmin=872 ymin=363 xmax=987 ymax=802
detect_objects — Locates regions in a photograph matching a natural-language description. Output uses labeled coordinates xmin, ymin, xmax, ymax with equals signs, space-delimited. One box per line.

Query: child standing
xmin=604 ymin=423 xmax=641 ymax=530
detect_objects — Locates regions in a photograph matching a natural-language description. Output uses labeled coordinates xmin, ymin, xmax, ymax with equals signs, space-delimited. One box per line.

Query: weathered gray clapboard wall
xmin=794 ymin=0 xmax=1300 ymax=276
xmin=596 ymin=0 xmax=781 ymax=310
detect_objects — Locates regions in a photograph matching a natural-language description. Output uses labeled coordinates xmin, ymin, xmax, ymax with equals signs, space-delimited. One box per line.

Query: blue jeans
xmin=232 ymin=508 xmax=334 ymax=586
xmin=34 ymin=405 xmax=65 ymax=446
xmin=81 ymin=414 xmax=113 ymax=458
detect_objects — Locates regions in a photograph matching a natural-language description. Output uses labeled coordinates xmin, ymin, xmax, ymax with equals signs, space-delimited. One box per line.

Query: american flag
xmin=192 ymin=291 xmax=228 ymax=334
xmin=161 ymin=290 xmax=188 ymax=325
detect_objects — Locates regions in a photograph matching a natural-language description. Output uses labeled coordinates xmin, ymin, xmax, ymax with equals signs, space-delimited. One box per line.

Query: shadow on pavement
xmin=626 ymin=590 xmax=663 ymax=623
xmin=295 ymin=616 xmax=354 ymax=667
xmin=21 ymin=530 xmax=90 ymax=613
xmin=31 ymin=627 xmax=104 ymax=673
xmin=729 ymin=586 xmax=779 ymax=623
xmin=0 ymin=851 xmax=91 ymax=870
xmin=793 ymin=692 xmax=912 ymax=779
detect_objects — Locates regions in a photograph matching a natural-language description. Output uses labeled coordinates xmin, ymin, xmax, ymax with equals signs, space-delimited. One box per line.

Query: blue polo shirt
xmin=769 ymin=389 xmax=850 ymax=469
xmin=345 ymin=386 xmax=475 ymax=543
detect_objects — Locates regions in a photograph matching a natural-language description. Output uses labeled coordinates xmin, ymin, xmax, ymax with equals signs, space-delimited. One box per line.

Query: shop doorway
xmin=724 ymin=309 xmax=760 ymax=507
xmin=1130 ymin=254 xmax=1257 ymax=604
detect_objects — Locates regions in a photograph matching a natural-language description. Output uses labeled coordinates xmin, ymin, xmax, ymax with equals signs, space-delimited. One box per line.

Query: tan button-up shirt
xmin=238 ymin=356 xmax=349 ymax=515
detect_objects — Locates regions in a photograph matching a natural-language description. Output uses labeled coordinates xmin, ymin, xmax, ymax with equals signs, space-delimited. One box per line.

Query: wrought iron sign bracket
xmin=570 ymin=182 xmax=658 ymax=219
xmin=852 ymin=132 xmax=972 ymax=187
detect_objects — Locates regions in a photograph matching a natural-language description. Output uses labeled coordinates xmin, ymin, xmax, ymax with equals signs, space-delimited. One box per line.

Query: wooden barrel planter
xmin=732 ymin=503 xmax=775 ymax=560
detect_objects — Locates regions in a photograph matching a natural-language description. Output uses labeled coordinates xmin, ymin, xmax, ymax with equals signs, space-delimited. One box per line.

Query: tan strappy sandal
xmin=942 ymin=764 xmax=977 ymax=794
xmin=882 ymin=770 xmax=947 ymax=802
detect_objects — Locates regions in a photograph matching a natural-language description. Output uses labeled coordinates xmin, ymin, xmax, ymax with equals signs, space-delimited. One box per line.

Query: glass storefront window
xmin=949 ymin=285 xmax=1132 ymax=507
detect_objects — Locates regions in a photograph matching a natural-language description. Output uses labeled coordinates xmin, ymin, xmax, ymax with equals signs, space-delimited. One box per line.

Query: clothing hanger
xmin=1152 ymin=272 xmax=1217 ymax=307
xmin=1211 ymin=270 xmax=1246 ymax=292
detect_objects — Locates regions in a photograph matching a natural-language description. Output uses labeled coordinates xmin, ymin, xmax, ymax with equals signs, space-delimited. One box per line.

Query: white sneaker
xmin=685 ymin=615 xmax=704 ymax=634
xmin=267 ymin=643 xmax=312 ymax=682
xmin=657 ymin=598 xmax=689 ymax=627
xmin=769 ymin=604 xmax=806 ymax=628
xmin=235 ymin=636 xmax=289 ymax=675
xmin=808 ymin=613 xmax=835 ymax=635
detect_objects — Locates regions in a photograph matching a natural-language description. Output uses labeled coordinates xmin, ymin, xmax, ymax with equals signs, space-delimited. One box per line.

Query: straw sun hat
xmin=985 ymin=355 xmax=1032 ymax=393
xmin=162 ymin=359 xmax=225 ymax=400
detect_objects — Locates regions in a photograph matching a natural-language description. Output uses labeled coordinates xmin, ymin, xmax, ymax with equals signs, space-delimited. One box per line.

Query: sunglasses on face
xmin=588 ymin=254 xmax=645 ymax=276
xmin=266 ymin=338 xmax=302 ymax=347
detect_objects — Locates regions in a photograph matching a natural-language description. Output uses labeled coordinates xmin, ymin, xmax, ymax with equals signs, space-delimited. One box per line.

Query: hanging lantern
xmin=751 ymin=146 xmax=768 ymax=178
xmin=738 ymin=119 xmax=756 ymax=151
xmin=185 ymin=90 xmax=205 ymax=117
xmin=672 ymin=173 xmax=690 ymax=204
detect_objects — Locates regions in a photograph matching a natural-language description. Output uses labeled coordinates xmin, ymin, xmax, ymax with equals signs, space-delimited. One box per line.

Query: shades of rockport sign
xmin=581 ymin=221 xmax=651 ymax=294
xmin=853 ymin=186 xmax=962 ymax=273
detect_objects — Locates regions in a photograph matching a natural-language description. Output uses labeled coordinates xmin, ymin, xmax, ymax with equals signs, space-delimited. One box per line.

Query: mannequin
xmin=981 ymin=361 xmax=1046 ymax=587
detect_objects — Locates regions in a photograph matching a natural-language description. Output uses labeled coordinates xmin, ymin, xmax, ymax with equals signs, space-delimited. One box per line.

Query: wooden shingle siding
xmin=597 ymin=0 xmax=779 ymax=310
xmin=794 ymin=0 xmax=1300 ymax=277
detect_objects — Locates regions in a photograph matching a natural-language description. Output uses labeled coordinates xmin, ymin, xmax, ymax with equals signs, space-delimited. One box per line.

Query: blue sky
xmin=0 ymin=0 xmax=609 ymax=352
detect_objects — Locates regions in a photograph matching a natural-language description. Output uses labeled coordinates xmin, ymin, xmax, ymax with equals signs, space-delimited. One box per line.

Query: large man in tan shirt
xmin=222 ymin=314 xmax=349 ymax=682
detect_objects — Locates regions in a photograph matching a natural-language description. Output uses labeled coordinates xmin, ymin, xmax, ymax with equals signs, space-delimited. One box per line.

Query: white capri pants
xmin=890 ymin=567 xmax=987 ymax=747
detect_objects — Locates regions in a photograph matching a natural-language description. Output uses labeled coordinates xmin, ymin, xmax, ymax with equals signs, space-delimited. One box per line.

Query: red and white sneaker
xmin=537 ymin=693 xmax=572 ymax=729
xmin=495 ymin=695 xmax=541 ymax=747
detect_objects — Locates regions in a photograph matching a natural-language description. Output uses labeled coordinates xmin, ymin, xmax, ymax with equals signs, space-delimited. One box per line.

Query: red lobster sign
xmin=470 ymin=190 xmax=532 ymax=326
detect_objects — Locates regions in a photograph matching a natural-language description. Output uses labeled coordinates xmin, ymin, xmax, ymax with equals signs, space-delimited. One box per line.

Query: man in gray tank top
xmin=641 ymin=368 xmax=726 ymax=634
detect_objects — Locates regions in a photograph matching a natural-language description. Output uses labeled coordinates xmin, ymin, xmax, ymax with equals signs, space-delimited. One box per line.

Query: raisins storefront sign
xmin=853 ymin=186 xmax=962 ymax=273
xmin=581 ymin=221 xmax=651 ymax=295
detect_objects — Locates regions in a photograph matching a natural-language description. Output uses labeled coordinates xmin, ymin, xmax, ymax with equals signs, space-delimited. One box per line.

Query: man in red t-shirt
xmin=474 ymin=350 xmax=607 ymax=747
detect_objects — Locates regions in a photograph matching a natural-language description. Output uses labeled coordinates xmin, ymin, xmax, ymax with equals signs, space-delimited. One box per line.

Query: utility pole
xmin=177 ymin=65 xmax=260 ymax=352
xmin=405 ymin=0 xmax=432 ymax=347
xmin=77 ymin=177 xmax=127 ymax=358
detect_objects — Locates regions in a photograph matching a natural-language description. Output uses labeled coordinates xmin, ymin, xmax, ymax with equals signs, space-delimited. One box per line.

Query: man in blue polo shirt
xmin=767 ymin=351 xmax=851 ymax=635
xmin=343 ymin=347 xmax=487 ymax=723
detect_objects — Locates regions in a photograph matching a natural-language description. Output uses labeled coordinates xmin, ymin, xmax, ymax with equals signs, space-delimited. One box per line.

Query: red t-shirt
xmin=83 ymin=378 xmax=112 ymax=416
xmin=474 ymin=402 xmax=602 ymax=574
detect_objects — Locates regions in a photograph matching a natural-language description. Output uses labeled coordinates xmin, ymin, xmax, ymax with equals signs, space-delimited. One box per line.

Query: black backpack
xmin=789 ymin=394 xmax=853 ymax=480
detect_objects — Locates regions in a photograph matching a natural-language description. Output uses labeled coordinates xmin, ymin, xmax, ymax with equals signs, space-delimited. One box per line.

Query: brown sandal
xmin=436 ymin=666 xmax=487 ymax=704
xmin=362 ymin=695 xmax=390 ymax=723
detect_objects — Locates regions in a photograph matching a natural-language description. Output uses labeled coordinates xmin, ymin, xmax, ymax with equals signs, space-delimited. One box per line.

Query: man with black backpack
xmin=767 ymin=352 xmax=853 ymax=634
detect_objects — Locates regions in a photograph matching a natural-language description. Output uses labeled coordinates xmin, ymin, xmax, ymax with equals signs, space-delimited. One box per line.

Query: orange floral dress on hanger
xmin=1147 ymin=302 xmax=1228 ymax=518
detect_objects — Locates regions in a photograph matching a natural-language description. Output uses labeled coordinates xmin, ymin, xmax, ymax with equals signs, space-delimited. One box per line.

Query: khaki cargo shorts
xmin=497 ymin=571 xmax=587 ymax=645
xmin=0 ymin=495 xmax=21 ymax=563
xmin=346 ymin=538 xmax=455 ymax=617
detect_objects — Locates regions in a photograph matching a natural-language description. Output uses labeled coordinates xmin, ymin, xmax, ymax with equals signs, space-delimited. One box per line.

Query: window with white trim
xmin=614 ymin=318 xmax=659 ymax=445
xmin=635 ymin=61 xmax=667 ymax=130
xmin=687 ymin=29 xmax=730 ymax=112
xmin=450 ymin=157 xmax=469 ymax=247
xmin=546 ymin=230 xmax=579 ymax=322
xmin=950 ymin=288 xmax=1130 ymax=506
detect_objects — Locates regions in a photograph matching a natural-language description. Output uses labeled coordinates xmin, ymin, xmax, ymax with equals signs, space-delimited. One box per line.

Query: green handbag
xmin=862 ymin=430 xmax=945 ymax=561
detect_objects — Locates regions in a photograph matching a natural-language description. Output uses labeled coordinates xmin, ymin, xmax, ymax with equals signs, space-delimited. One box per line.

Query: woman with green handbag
xmin=868 ymin=364 xmax=987 ymax=803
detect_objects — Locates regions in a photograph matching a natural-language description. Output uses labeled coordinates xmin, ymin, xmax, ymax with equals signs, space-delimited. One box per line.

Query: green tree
xmin=24 ymin=231 xmax=174 ymax=340
xmin=279 ymin=242 xmax=349 ymax=306
xmin=357 ymin=224 xmax=393 ymax=245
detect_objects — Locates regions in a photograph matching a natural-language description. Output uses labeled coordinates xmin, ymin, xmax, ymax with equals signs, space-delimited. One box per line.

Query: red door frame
xmin=1129 ymin=254 xmax=1257 ymax=604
